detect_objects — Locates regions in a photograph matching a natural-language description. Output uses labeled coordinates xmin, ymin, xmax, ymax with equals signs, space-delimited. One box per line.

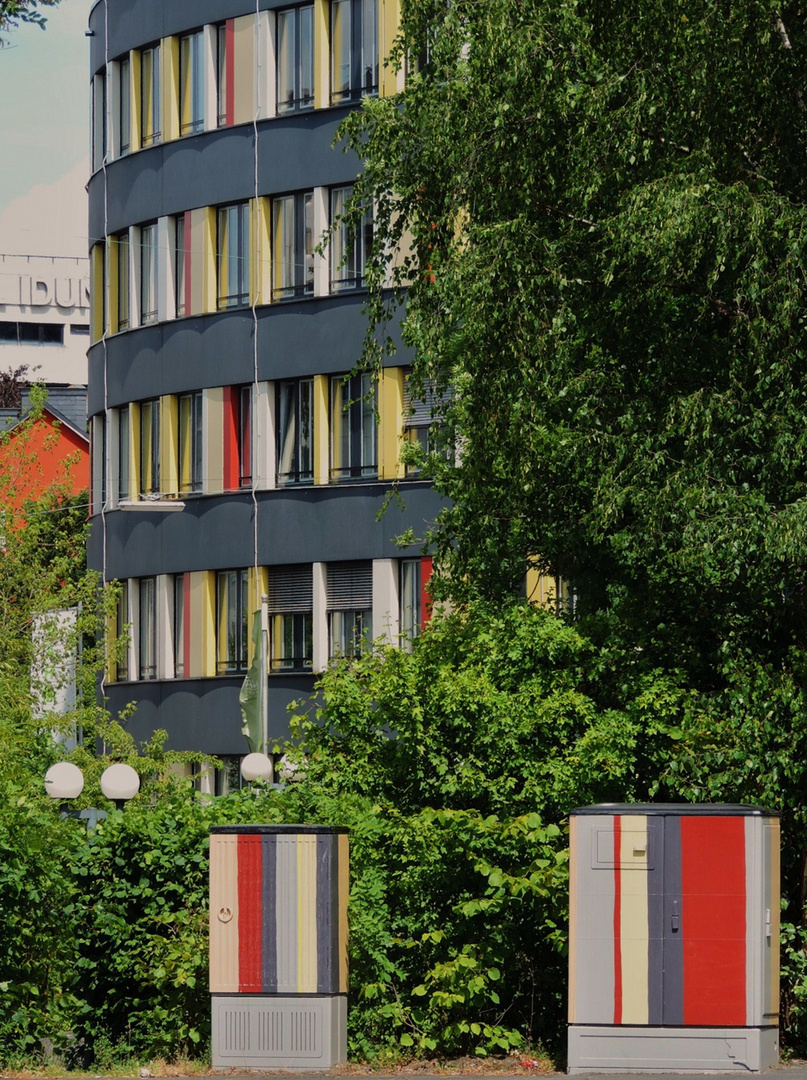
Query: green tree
xmin=0 ymin=0 xmax=60 ymax=34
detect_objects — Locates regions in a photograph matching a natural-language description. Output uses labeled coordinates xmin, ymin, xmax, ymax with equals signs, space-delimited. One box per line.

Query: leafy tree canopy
xmin=0 ymin=0 xmax=59 ymax=34
xmin=342 ymin=0 xmax=807 ymax=689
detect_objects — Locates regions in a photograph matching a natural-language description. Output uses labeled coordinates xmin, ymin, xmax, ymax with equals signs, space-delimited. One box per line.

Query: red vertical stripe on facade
xmin=420 ymin=557 xmax=433 ymax=627
xmin=613 ymin=816 xmax=622 ymax=1024
xmin=182 ymin=572 xmax=191 ymax=678
xmin=237 ymin=835 xmax=263 ymax=992
xmin=183 ymin=211 xmax=192 ymax=318
xmin=681 ymin=816 xmax=746 ymax=1025
xmin=225 ymin=20 xmax=235 ymax=127
xmin=222 ymin=387 xmax=239 ymax=491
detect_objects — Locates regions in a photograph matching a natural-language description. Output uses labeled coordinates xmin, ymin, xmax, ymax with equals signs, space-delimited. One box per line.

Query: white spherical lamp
xmin=240 ymin=752 xmax=274 ymax=783
xmin=100 ymin=763 xmax=140 ymax=804
xmin=44 ymin=761 xmax=85 ymax=800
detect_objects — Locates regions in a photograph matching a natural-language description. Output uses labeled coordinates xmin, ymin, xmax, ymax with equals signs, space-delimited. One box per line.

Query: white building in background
xmin=0 ymin=253 xmax=90 ymax=385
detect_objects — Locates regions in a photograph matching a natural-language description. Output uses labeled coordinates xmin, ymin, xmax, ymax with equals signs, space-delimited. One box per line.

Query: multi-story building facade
xmin=86 ymin=0 xmax=443 ymax=782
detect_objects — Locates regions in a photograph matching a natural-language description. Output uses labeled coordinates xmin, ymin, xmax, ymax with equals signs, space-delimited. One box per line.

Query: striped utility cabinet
xmin=209 ymin=825 xmax=349 ymax=1069
xmin=568 ymin=804 xmax=779 ymax=1073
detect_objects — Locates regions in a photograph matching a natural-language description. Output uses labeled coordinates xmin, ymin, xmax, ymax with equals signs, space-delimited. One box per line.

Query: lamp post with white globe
xmin=44 ymin=761 xmax=141 ymax=824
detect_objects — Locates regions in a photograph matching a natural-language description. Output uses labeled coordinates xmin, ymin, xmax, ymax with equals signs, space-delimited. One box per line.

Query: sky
xmin=0 ymin=0 xmax=91 ymax=258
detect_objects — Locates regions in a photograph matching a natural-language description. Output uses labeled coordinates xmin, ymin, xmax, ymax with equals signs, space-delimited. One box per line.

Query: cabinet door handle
xmin=671 ymin=900 xmax=679 ymax=933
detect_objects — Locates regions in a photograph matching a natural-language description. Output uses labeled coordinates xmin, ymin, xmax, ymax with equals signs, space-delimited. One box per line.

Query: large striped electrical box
xmin=568 ymin=804 xmax=779 ymax=1073
xmin=209 ymin=824 xmax=349 ymax=1069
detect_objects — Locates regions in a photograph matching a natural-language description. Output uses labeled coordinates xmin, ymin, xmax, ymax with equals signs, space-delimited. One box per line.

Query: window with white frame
xmin=140 ymin=43 xmax=161 ymax=147
xmin=277 ymin=377 xmax=313 ymax=485
xmin=402 ymin=370 xmax=450 ymax=475
xmin=330 ymin=186 xmax=372 ymax=291
xmin=330 ymin=372 xmax=377 ymax=480
xmin=269 ymin=565 xmax=313 ymax=672
xmin=175 ymin=215 xmax=187 ymax=318
xmin=272 ymin=192 xmax=313 ymax=300
xmin=276 ymin=5 xmax=314 ymax=114
xmin=116 ymin=231 xmax=130 ymax=332
xmin=178 ymin=391 xmax=203 ymax=494
xmin=399 ymin=558 xmax=421 ymax=650
xmin=114 ymin=581 xmax=130 ymax=681
xmin=180 ymin=30 xmax=204 ymax=135
xmin=217 ymin=202 xmax=250 ymax=309
xmin=330 ymin=0 xmax=378 ymax=104
xmin=140 ymin=222 xmax=158 ymax=324
xmin=216 ymin=23 xmax=229 ymax=127
xmin=139 ymin=398 xmax=160 ymax=496
xmin=138 ymin=577 xmax=157 ymax=680
xmin=118 ymin=404 xmax=130 ymax=501
xmin=327 ymin=561 xmax=372 ymax=658
xmin=173 ymin=573 xmax=186 ymax=677
xmin=216 ymin=569 xmax=250 ymax=674
xmin=119 ymin=55 xmax=131 ymax=155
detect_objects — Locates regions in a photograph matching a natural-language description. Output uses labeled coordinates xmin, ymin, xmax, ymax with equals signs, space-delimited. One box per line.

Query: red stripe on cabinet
xmin=613 ymin=816 xmax=622 ymax=1024
xmin=237 ymin=834 xmax=263 ymax=992
xmin=681 ymin=816 xmax=746 ymax=1025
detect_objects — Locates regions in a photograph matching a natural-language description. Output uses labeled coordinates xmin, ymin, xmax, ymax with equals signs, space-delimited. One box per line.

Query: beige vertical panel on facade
xmin=297 ymin=836 xmax=319 ymax=993
xmin=618 ymin=816 xmax=650 ymax=1024
xmin=378 ymin=0 xmax=403 ymax=97
xmin=189 ymin=207 xmax=216 ymax=315
xmin=372 ymin=559 xmax=398 ymax=645
xmin=312 ymin=562 xmax=328 ymax=672
xmin=258 ymin=10 xmax=275 ymax=117
xmin=202 ymin=25 xmax=218 ymax=132
xmin=249 ymin=199 xmax=260 ymax=306
xmin=257 ymin=381 xmax=275 ymax=489
xmin=162 ymin=36 xmax=180 ymax=143
xmin=313 ymin=0 xmax=329 ymax=109
xmin=313 ymin=375 xmax=329 ymax=485
xmin=337 ymin=832 xmax=349 ymax=992
xmin=378 ymin=367 xmax=405 ymax=480
xmin=205 ymin=388 xmax=224 ymax=494
xmin=156 ymin=217 xmax=173 ymax=322
xmin=232 ymin=15 xmax=256 ymax=124
xmin=130 ymin=49 xmax=142 ymax=152
xmin=312 ymin=187 xmax=329 ymax=297
xmin=209 ymin=834 xmax=240 ymax=992
xmin=155 ymin=575 xmax=172 ymax=679
xmin=161 ymin=396 xmax=179 ymax=496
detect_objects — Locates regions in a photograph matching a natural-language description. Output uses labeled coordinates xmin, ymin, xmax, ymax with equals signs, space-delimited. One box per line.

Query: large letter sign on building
xmin=568 ymin=804 xmax=779 ymax=1073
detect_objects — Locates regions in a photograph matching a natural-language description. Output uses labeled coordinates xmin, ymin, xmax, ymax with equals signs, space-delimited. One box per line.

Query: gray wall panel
xmin=90 ymin=485 xmax=443 ymax=578
xmin=102 ymin=676 xmax=313 ymax=752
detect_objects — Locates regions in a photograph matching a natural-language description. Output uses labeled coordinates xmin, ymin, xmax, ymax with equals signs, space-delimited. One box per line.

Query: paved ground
xmin=165 ymin=1064 xmax=807 ymax=1080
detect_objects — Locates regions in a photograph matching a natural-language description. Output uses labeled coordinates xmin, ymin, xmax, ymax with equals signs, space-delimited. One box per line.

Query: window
xmin=238 ymin=385 xmax=252 ymax=487
xmin=114 ymin=581 xmax=129 ymax=682
xmin=140 ymin=222 xmax=158 ymax=324
xmin=272 ymin=192 xmax=313 ymax=300
xmin=139 ymin=398 xmax=160 ymax=496
xmin=217 ymin=569 xmax=249 ymax=673
xmin=0 ymin=321 xmax=64 ymax=345
xmin=179 ymin=391 xmax=203 ymax=493
xmin=276 ymin=5 xmax=314 ymax=114
xmin=399 ymin=558 xmax=434 ymax=649
xmin=330 ymin=186 xmax=372 ymax=291
xmin=118 ymin=404 xmax=130 ymax=500
xmin=175 ymin=215 xmax=187 ymax=317
xmin=216 ymin=23 xmax=230 ymax=127
xmin=92 ymin=70 xmax=107 ymax=171
xmin=330 ymin=372 xmax=377 ymax=480
xmin=138 ymin=577 xmax=157 ymax=680
xmin=119 ymin=55 xmax=131 ymax=155
xmin=116 ymin=231 xmax=130 ymax=331
xmin=327 ymin=561 xmax=372 ymax=658
xmin=217 ymin=202 xmax=250 ymax=309
xmin=277 ymin=378 xmax=313 ymax=485
xmin=173 ymin=574 xmax=186 ymax=677
xmin=269 ymin=565 xmax=313 ymax=672
xmin=180 ymin=30 xmax=204 ymax=135
xmin=403 ymin=371 xmax=449 ymax=475
xmin=330 ymin=0 xmax=378 ymax=105
xmin=140 ymin=43 xmax=161 ymax=147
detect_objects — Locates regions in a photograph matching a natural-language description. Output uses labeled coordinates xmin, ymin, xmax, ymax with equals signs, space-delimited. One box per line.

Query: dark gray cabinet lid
xmin=570 ymin=803 xmax=778 ymax=817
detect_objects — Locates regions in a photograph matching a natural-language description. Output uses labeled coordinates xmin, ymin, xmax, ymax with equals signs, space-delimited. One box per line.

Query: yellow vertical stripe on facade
xmin=188 ymin=571 xmax=205 ymax=679
xmin=208 ymin=835 xmax=240 ymax=992
xmin=202 ymin=207 xmax=217 ymax=313
xmin=297 ymin=836 xmax=318 ymax=993
xmin=256 ymin=197 xmax=272 ymax=305
xmin=129 ymin=402 xmax=142 ymax=500
xmin=206 ymin=387 xmax=224 ymax=494
xmin=249 ymin=199 xmax=259 ymax=306
xmin=379 ymin=0 xmax=402 ymax=98
xmin=337 ymin=833 xmax=349 ymax=992
xmin=91 ymin=245 xmax=105 ymax=342
xmin=162 ymin=36 xmax=180 ymax=143
xmin=379 ymin=367 xmax=405 ymax=480
xmin=313 ymin=0 xmax=329 ymax=109
xmin=161 ymin=395 xmax=179 ymax=496
xmin=232 ymin=15 xmax=255 ymax=124
xmin=108 ymin=236 xmax=120 ymax=335
xmin=618 ymin=815 xmax=649 ymax=1025
xmin=201 ymin=570 xmax=216 ymax=676
xmin=313 ymin=374 xmax=329 ymax=485
xmin=130 ymin=49 xmax=142 ymax=152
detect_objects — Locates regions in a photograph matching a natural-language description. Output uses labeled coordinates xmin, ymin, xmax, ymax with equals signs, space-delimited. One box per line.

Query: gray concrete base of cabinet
xmin=211 ymin=994 xmax=347 ymax=1069
xmin=567 ymin=1024 xmax=779 ymax=1073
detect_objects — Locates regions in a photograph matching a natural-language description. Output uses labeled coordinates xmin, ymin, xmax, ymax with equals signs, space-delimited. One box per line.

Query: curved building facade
xmin=86 ymin=0 xmax=442 ymax=778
